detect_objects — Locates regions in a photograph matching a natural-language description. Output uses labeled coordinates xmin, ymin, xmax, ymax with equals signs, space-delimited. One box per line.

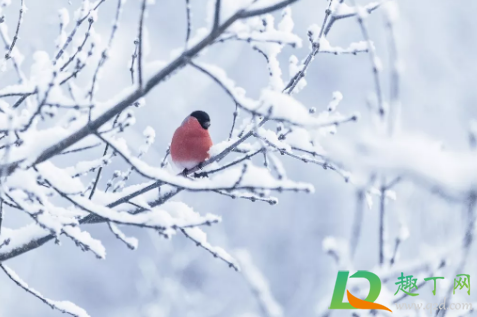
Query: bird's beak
xmin=203 ymin=121 xmax=211 ymax=129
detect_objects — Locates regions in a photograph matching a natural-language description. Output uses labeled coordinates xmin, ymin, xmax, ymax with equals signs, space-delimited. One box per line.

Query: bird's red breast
xmin=170 ymin=116 xmax=213 ymax=170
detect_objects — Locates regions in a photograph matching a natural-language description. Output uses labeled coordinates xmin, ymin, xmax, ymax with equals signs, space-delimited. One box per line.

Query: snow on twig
xmin=0 ymin=264 xmax=90 ymax=317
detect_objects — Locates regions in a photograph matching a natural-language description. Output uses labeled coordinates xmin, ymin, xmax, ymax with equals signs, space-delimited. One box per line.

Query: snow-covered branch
xmin=0 ymin=264 xmax=90 ymax=317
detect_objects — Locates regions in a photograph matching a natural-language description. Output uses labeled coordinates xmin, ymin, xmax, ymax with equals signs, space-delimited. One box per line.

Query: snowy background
xmin=0 ymin=0 xmax=476 ymax=316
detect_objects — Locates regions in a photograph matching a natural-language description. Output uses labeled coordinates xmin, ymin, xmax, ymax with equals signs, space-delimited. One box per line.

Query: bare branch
xmin=241 ymin=0 xmax=299 ymax=18
xmin=379 ymin=181 xmax=385 ymax=265
xmin=283 ymin=1 xmax=332 ymax=93
xmin=437 ymin=194 xmax=476 ymax=317
xmin=324 ymin=1 xmax=383 ymax=35
xmin=87 ymin=0 xmax=123 ymax=101
xmin=0 ymin=199 xmax=3 ymax=236
xmin=385 ymin=5 xmax=400 ymax=135
xmin=129 ymin=39 xmax=139 ymax=84
xmin=60 ymin=143 xmax=102 ymax=155
xmin=88 ymin=144 xmax=110 ymax=200
xmin=349 ymin=0 xmax=384 ymax=116
xmin=88 ymin=112 xmax=122 ymax=200
xmin=213 ymin=0 xmax=221 ymax=30
xmin=4 ymin=0 xmax=24 ymax=61
xmin=229 ymin=103 xmax=239 ymax=140
xmin=350 ymin=190 xmax=364 ymax=259
xmin=214 ymin=189 xmax=278 ymax=205
xmin=0 ymin=238 xmax=10 ymax=250
xmin=208 ymin=149 xmax=263 ymax=175
xmin=185 ymin=0 xmax=191 ymax=45
xmin=59 ymin=17 xmax=94 ymax=72
xmin=137 ymin=0 xmax=147 ymax=89
xmin=389 ymin=235 xmax=401 ymax=266
xmin=160 ymin=146 xmax=170 ymax=168
xmin=319 ymin=47 xmax=368 ymax=55
xmin=55 ymin=0 xmax=107 ymax=61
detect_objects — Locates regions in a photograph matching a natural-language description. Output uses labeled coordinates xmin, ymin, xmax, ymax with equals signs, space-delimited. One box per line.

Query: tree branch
xmin=0 ymin=0 xmax=302 ymax=180
xmin=185 ymin=0 xmax=192 ymax=45
xmin=138 ymin=0 xmax=147 ymax=89
xmin=213 ymin=0 xmax=221 ymax=30
xmin=4 ymin=0 xmax=24 ymax=61
xmin=0 ymin=264 xmax=89 ymax=317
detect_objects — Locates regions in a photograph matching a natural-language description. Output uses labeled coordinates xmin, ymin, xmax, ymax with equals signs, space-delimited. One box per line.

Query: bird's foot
xmin=193 ymin=171 xmax=208 ymax=178
xmin=181 ymin=168 xmax=189 ymax=177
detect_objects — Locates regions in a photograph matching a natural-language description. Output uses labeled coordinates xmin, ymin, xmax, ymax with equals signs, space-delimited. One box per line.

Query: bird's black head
xmin=190 ymin=110 xmax=211 ymax=130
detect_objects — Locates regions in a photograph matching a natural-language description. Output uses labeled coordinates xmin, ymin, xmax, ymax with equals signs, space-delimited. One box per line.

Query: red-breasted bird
xmin=170 ymin=111 xmax=213 ymax=172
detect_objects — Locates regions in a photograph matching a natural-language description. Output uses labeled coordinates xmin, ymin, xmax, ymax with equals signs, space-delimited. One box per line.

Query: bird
xmin=170 ymin=110 xmax=213 ymax=174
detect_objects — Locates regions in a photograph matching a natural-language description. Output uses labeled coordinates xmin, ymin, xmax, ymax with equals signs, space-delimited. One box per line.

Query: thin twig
xmin=213 ymin=0 xmax=221 ymax=30
xmin=0 ymin=199 xmax=3 ymax=236
xmin=0 ymin=264 xmax=88 ymax=317
xmin=108 ymin=222 xmax=138 ymax=250
xmin=217 ymin=33 xmax=299 ymax=47
xmin=55 ymin=0 xmax=106 ymax=61
xmin=384 ymin=176 xmax=401 ymax=190
xmin=0 ymin=29 xmax=24 ymax=82
xmin=389 ymin=236 xmax=400 ymax=266
xmin=283 ymin=0 xmax=333 ymax=94
xmin=385 ymin=7 xmax=400 ymax=135
xmin=185 ymin=0 xmax=191 ymax=45
xmin=350 ymin=190 xmax=364 ymax=259
xmin=160 ymin=146 xmax=170 ymax=168
xmin=241 ymin=0 xmax=297 ymax=18
xmin=87 ymin=0 xmax=123 ymax=101
xmin=60 ymin=143 xmax=102 ymax=155
xmin=208 ymin=149 xmax=263 ymax=175
xmin=86 ymin=0 xmax=124 ymax=198
xmin=129 ymin=39 xmax=139 ymax=84
xmin=232 ymin=164 xmax=248 ymax=188
xmin=324 ymin=1 xmax=383 ymax=35
xmin=214 ymin=189 xmax=277 ymax=205
xmin=88 ymin=113 xmax=122 ymax=200
xmin=0 ymin=238 xmax=10 ymax=249
xmin=229 ymin=103 xmax=239 ymax=140
xmin=137 ymin=0 xmax=147 ymax=89
xmin=349 ymin=0 xmax=384 ymax=116
xmin=437 ymin=194 xmax=476 ymax=317
xmin=379 ymin=181 xmax=386 ymax=265
xmin=180 ymin=228 xmax=239 ymax=271
xmin=4 ymin=0 xmax=24 ymax=61
xmin=88 ymin=144 xmax=110 ymax=200
xmin=59 ymin=18 xmax=94 ymax=72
